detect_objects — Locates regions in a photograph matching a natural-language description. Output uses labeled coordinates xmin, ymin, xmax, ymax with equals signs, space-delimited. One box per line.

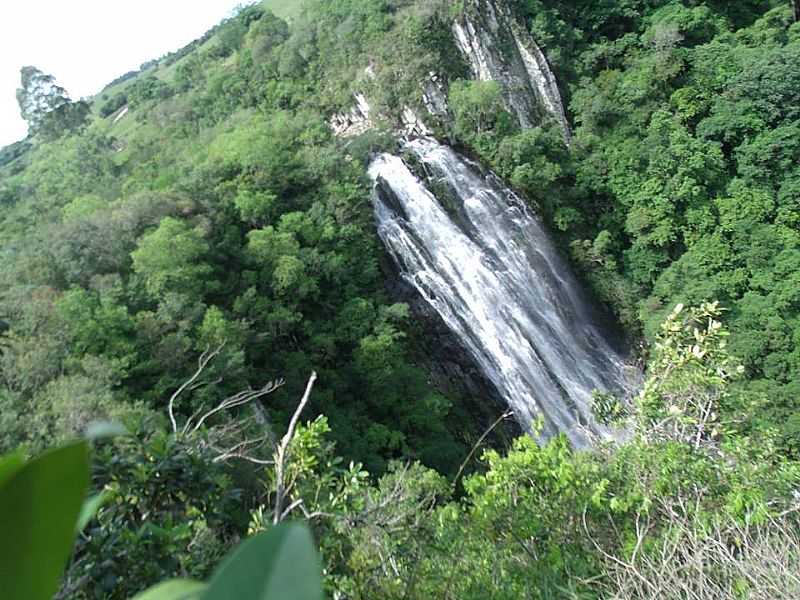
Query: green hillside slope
xmin=262 ymin=0 xmax=306 ymax=20
xmin=1 ymin=1 xmax=800 ymax=598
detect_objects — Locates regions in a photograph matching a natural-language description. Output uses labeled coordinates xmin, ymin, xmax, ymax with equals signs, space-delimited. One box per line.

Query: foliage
xmin=127 ymin=76 xmax=173 ymax=109
xmin=0 ymin=438 xmax=326 ymax=600
xmin=100 ymin=92 xmax=129 ymax=118
xmin=0 ymin=15 xmax=472 ymax=465
xmin=634 ymin=301 xmax=743 ymax=445
xmin=448 ymin=80 xmax=516 ymax=155
xmin=3 ymin=1 xmax=800 ymax=597
xmin=0 ymin=442 xmax=90 ymax=600
xmin=16 ymin=66 xmax=90 ymax=140
xmin=201 ymin=522 xmax=322 ymax=600
xmin=446 ymin=0 xmax=800 ymax=454
xmin=64 ymin=432 xmax=242 ymax=598
xmin=131 ymin=217 xmax=213 ymax=299
xmin=271 ymin=304 xmax=800 ymax=599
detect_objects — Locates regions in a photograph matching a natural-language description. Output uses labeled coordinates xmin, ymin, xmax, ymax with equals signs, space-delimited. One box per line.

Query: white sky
xmin=0 ymin=0 xmax=246 ymax=147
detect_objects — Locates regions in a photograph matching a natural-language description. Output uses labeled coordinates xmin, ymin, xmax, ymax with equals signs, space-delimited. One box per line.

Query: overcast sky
xmin=0 ymin=0 xmax=245 ymax=148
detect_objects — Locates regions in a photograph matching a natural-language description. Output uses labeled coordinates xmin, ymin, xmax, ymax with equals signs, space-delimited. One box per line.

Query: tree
xmin=16 ymin=66 xmax=88 ymax=139
xmin=131 ymin=217 xmax=213 ymax=299
xmin=448 ymin=80 xmax=515 ymax=154
xmin=0 ymin=317 xmax=8 ymax=351
xmin=16 ymin=66 xmax=69 ymax=131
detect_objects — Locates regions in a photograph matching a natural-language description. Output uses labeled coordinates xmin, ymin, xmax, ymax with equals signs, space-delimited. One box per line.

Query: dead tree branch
xmin=183 ymin=378 xmax=285 ymax=435
xmin=168 ymin=343 xmax=225 ymax=433
xmin=453 ymin=410 xmax=513 ymax=490
xmin=273 ymin=371 xmax=317 ymax=524
xmin=166 ymin=342 xmax=290 ymax=465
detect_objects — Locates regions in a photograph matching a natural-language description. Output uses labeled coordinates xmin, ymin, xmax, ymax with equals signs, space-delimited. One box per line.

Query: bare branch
xmin=186 ymin=378 xmax=285 ymax=434
xmin=273 ymin=371 xmax=318 ymax=524
xmin=280 ymin=498 xmax=305 ymax=521
xmin=591 ymin=499 xmax=800 ymax=599
xmin=165 ymin=341 xmax=290 ymax=469
xmin=168 ymin=343 xmax=225 ymax=433
xmin=296 ymin=500 xmax=335 ymax=522
xmin=211 ymin=435 xmax=275 ymax=465
xmin=453 ymin=410 xmax=513 ymax=490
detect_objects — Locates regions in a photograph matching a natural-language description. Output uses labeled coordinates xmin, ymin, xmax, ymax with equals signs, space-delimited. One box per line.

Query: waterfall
xmin=369 ymin=138 xmax=631 ymax=447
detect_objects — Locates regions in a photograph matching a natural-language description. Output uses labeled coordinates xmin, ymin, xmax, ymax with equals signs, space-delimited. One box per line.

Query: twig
xmin=168 ymin=343 xmax=225 ymax=433
xmin=273 ymin=371 xmax=318 ymax=524
xmin=453 ymin=410 xmax=513 ymax=489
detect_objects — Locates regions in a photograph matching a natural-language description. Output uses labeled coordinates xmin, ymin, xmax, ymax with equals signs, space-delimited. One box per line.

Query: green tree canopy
xmin=131 ymin=217 xmax=213 ymax=300
xmin=16 ymin=66 xmax=89 ymax=140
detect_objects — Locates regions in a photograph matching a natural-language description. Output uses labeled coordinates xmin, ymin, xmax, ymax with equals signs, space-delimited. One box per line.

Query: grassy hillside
xmin=262 ymin=0 xmax=306 ymax=20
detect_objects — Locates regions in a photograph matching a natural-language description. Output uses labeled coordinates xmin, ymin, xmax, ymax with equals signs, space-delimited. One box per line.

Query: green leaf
xmin=131 ymin=579 xmax=206 ymax=600
xmin=76 ymin=490 xmax=109 ymax=533
xmin=0 ymin=442 xmax=90 ymax=600
xmin=202 ymin=523 xmax=322 ymax=600
xmin=0 ymin=451 xmax=24 ymax=488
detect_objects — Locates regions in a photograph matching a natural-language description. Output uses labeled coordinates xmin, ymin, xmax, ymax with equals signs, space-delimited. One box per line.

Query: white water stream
xmin=369 ymin=138 xmax=630 ymax=446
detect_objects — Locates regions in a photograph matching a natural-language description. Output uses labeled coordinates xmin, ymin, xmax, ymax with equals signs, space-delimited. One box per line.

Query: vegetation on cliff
xmin=1 ymin=0 xmax=799 ymax=598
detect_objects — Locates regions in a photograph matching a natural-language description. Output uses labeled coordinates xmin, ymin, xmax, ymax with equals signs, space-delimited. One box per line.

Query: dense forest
xmin=1 ymin=0 xmax=799 ymax=598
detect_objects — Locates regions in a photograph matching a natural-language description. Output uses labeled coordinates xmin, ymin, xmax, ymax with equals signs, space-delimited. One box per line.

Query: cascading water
xmin=369 ymin=138 xmax=632 ymax=447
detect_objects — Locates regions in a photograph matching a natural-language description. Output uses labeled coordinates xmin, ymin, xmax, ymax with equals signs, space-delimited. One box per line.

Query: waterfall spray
xmin=370 ymin=138 xmax=632 ymax=446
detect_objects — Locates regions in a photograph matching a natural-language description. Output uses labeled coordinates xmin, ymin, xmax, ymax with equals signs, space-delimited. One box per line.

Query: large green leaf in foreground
xmin=202 ymin=523 xmax=323 ymax=600
xmin=0 ymin=442 xmax=90 ymax=600
xmin=0 ymin=451 xmax=25 ymax=487
xmin=131 ymin=579 xmax=207 ymax=600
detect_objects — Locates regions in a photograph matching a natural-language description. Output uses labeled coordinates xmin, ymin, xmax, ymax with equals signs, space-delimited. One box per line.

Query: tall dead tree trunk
xmin=273 ymin=372 xmax=317 ymax=524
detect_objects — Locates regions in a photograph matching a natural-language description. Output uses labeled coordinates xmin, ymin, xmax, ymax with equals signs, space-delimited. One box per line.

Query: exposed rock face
xmin=330 ymin=63 xmax=438 ymax=139
xmin=422 ymin=72 xmax=450 ymax=119
xmin=513 ymin=31 xmax=571 ymax=142
xmin=330 ymin=0 xmax=571 ymax=144
xmin=400 ymin=107 xmax=433 ymax=137
xmin=453 ymin=0 xmax=571 ymax=142
xmin=330 ymin=94 xmax=433 ymax=139
xmin=330 ymin=92 xmax=373 ymax=137
xmin=112 ymin=105 xmax=129 ymax=125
